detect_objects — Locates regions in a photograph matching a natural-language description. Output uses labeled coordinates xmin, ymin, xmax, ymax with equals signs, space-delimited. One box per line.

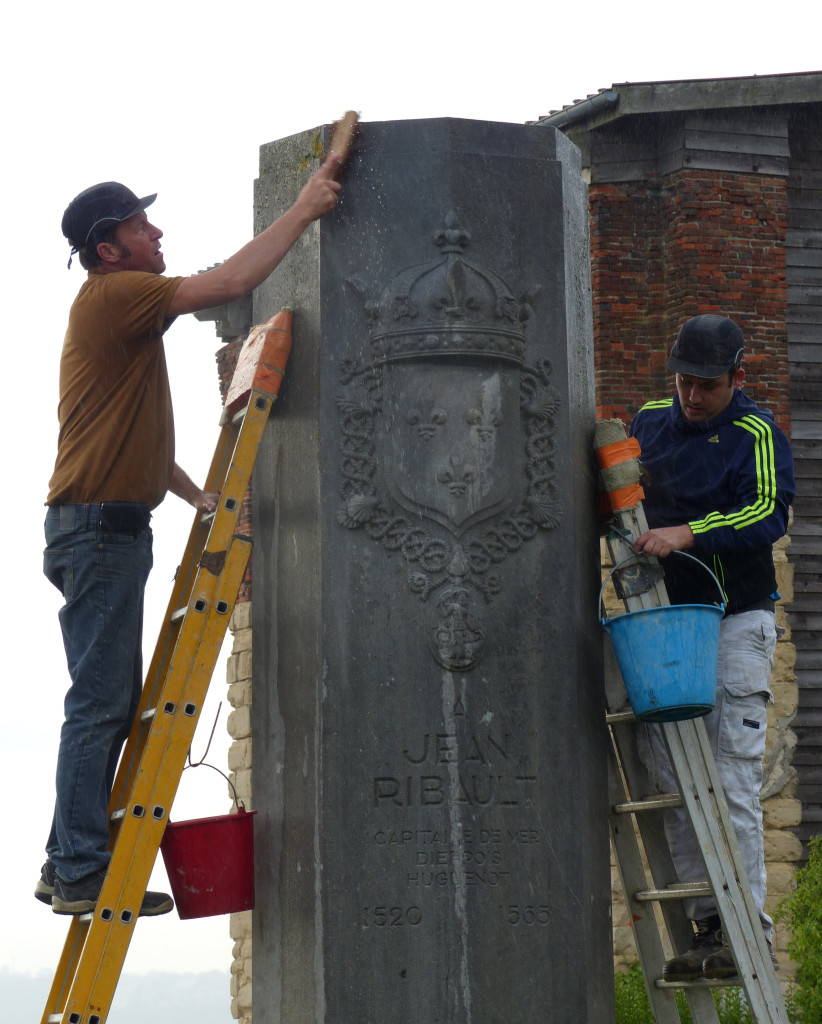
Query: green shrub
xmin=776 ymin=835 xmax=822 ymax=1023
xmin=615 ymin=964 xmax=654 ymax=1024
xmin=711 ymin=987 xmax=754 ymax=1024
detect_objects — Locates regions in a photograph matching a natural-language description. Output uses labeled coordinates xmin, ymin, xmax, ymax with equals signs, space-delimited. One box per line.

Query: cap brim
xmin=668 ymin=355 xmax=734 ymax=378
xmin=125 ymin=193 xmax=157 ymax=219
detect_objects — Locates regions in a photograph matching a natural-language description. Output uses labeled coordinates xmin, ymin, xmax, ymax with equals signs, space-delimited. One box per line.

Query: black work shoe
xmin=34 ymin=860 xmax=56 ymax=905
xmin=663 ymin=916 xmax=724 ymax=982
xmin=703 ymin=937 xmax=779 ymax=979
xmin=702 ymin=936 xmax=736 ymax=979
xmin=52 ymin=869 xmax=174 ymax=917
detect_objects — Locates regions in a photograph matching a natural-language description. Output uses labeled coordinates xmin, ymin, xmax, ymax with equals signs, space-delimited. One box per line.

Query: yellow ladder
xmin=596 ymin=418 xmax=789 ymax=1024
xmin=41 ymin=308 xmax=293 ymax=1024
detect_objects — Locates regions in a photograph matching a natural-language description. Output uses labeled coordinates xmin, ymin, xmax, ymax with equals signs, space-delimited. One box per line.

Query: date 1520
xmin=362 ymin=906 xmax=423 ymax=928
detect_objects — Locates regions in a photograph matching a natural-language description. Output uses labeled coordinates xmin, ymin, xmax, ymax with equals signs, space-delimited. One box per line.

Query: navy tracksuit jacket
xmin=629 ymin=389 xmax=795 ymax=614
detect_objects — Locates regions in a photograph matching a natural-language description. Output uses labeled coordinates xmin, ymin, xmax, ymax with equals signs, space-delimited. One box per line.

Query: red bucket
xmin=160 ymin=807 xmax=257 ymax=919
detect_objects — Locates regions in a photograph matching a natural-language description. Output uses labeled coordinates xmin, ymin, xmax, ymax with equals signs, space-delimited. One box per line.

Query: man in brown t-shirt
xmin=39 ymin=162 xmax=341 ymax=916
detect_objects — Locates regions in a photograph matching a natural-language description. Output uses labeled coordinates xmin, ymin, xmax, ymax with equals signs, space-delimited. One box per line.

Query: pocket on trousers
xmin=43 ymin=544 xmax=74 ymax=603
xmin=720 ymin=615 xmax=776 ymax=701
xmin=718 ymin=691 xmax=768 ymax=761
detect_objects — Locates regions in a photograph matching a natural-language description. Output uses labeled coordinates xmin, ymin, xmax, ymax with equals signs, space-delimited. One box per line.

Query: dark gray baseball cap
xmin=61 ymin=181 xmax=157 ymax=251
xmin=669 ymin=315 xmax=745 ymax=378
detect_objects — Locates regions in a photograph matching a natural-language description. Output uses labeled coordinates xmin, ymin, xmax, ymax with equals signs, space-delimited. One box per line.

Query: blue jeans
xmin=43 ymin=504 xmax=153 ymax=882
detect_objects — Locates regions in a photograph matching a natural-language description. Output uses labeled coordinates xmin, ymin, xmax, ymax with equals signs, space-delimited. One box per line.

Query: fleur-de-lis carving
xmin=434 ymin=210 xmax=471 ymax=252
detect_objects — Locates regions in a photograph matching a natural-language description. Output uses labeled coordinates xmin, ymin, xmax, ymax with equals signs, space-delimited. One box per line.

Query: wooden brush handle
xmin=326 ymin=111 xmax=359 ymax=177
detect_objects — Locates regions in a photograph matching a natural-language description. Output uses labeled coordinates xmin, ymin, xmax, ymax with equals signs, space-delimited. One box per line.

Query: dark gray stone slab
xmin=251 ymin=118 xmax=611 ymax=1024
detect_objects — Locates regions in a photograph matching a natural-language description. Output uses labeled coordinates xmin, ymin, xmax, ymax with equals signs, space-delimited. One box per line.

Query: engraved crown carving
xmin=361 ymin=211 xmax=529 ymax=366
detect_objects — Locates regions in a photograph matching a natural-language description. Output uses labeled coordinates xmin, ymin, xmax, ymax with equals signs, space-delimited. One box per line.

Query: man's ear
xmin=97 ymin=241 xmax=121 ymax=265
xmin=733 ymin=367 xmax=745 ymax=389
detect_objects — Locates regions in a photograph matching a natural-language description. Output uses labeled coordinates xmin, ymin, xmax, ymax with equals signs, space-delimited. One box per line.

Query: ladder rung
xmin=634 ymin=881 xmax=712 ymax=902
xmin=111 ymin=809 xmax=125 ymax=822
xmin=170 ymin=607 xmax=187 ymax=623
xmin=614 ymin=793 xmax=682 ymax=814
xmin=656 ymin=977 xmax=732 ymax=990
xmin=140 ymin=707 xmax=156 ymax=723
xmin=48 ymin=1015 xmax=63 ymax=1022
xmin=606 ymin=708 xmax=636 ymax=724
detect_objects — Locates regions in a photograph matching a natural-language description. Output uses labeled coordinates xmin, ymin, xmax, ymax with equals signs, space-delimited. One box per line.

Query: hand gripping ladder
xmin=41 ymin=308 xmax=294 ymax=1024
xmin=595 ymin=419 xmax=788 ymax=1024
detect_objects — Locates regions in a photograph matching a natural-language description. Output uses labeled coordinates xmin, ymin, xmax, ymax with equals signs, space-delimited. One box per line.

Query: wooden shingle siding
xmin=786 ymin=108 xmax=822 ymax=857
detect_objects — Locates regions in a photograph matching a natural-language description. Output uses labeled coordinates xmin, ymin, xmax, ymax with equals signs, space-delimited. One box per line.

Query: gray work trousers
xmin=638 ymin=608 xmax=776 ymax=940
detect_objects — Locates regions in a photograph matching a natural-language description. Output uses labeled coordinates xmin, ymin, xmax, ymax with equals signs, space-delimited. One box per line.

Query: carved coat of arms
xmin=337 ymin=213 xmax=561 ymax=671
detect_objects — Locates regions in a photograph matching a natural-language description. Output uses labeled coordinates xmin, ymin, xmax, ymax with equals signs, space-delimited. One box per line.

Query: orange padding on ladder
xmin=604 ymin=483 xmax=645 ymax=512
xmin=595 ymin=436 xmax=641 ymax=469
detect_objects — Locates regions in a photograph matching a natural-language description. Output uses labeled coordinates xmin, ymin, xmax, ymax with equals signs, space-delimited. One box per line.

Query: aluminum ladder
xmin=596 ymin=419 xmax=788 ymax=1024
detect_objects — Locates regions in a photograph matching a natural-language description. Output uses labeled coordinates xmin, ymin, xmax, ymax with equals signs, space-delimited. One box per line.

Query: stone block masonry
xmin=226 ymin=599 xmax=253 ymax=1024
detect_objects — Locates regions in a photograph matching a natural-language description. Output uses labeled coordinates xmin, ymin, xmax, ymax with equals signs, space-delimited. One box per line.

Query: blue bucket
xmin=601 ymin=553 xmax=725 ymax=722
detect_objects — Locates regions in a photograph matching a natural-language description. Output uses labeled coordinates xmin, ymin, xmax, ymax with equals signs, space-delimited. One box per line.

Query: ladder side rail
xmin=47 ymin=536 xmax=252 ymax=1024
xmin=608 ymin=724 xmax=700 ymax=956
xmin=607 ymin=647 xmax=723 ymax=1024
xmin=607 ymin=737 xmax=705 ymax=1024
xmin=108 ymin=395 xmax=270 ymax=817
xmin=681 ymin=721 xmax=777 ymax=969
xmin=106 ymin=514 xmax=224 ymax=823
xmin=41 ymin=918 xmax=89 ymax=1024
xmin=604 ymin=642 xmax=697 ymax=953
xmin=664 ymin=722 xmax=788 ymax=1024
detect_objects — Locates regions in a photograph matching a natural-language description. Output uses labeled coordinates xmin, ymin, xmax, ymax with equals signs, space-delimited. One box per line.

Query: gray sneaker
xmin=662 ymin=916 xmax=724 ymax=982
xmin=34 ymin=861 xmax=57 ymax=905
xmin=52 ymin=868 xmax=174 ymax=917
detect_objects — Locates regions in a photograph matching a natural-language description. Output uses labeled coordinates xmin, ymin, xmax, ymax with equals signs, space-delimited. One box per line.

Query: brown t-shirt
xmin=46 ymin=269 xmax=185 ymax=509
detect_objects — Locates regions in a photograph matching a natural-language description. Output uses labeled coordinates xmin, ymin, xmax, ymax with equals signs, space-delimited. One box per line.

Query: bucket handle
xmin=600 ymin=550 xmax=725 ymax=625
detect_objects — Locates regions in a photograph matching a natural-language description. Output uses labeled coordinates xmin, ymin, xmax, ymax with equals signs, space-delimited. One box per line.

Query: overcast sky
xmin=2 ymin=0 xmax=818 ymax=1020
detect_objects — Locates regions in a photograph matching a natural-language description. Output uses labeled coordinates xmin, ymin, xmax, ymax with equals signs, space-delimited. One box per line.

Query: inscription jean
xmin=338 ymin=213 xmax=562 ymax=671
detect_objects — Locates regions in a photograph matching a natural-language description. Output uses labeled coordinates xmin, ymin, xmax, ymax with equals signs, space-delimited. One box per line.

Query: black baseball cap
xmin=61 ymin=181 xmax=157 ymax=252
xmin=668 ymin=315 xmax=745 ymax=378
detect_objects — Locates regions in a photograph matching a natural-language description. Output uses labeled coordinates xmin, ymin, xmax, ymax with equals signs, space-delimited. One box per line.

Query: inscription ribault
xmin=337 ymin=213 xmax=562 ymax=671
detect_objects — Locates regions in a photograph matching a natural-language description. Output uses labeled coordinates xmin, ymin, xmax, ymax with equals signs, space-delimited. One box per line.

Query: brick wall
xmin=591 ymin=170 xmax=790 ymax=432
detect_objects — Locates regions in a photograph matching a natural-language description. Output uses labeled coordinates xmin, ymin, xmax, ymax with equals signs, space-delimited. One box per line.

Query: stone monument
xmin=250 ymin=118 xmax=611 ymax=1023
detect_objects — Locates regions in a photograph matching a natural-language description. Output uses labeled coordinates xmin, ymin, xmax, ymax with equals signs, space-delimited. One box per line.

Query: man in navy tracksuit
xmin=629 ymin=314 xmax=794 ymax=982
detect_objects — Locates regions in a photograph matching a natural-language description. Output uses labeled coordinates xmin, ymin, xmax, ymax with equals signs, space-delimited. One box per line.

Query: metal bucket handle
xmin=599 ymin=550 xmax=726 ymax=625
